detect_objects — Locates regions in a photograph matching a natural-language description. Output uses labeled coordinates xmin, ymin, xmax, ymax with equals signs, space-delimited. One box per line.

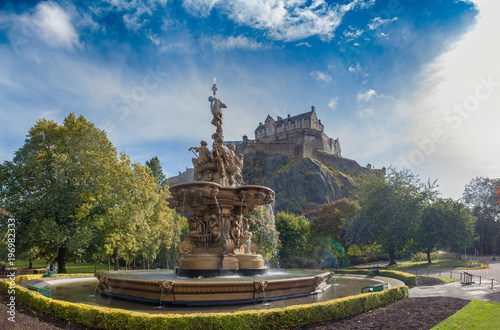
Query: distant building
xmin=251 ymin=106 xmax=341 ymax=157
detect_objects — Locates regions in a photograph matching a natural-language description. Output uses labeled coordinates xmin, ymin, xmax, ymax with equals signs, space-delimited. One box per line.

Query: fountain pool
xmin=45 ymin=272 xmax=387 ymax=313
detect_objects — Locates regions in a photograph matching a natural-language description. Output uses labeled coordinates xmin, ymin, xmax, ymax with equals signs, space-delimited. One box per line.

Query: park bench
xmin=44 ymin=270 xmax=57 ymax=278
xmin=461 ymin=272 xmax=475 ymax=285
xmin=26 ymin=284 xmax=51 ymax=298
xmin=361 ymin=283 xmax=388 ymax=293
xmin=367 ymin=269 xmax=379 ymax=276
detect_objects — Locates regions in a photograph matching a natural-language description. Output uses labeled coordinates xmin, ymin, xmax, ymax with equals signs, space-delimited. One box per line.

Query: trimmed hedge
xmin=0 ymin=277 xmax=409 ymax=329
xmin=14 ymin=273 xmax=96 ymax=284
xmin=334 ymin=269 xmax=417 ymax=287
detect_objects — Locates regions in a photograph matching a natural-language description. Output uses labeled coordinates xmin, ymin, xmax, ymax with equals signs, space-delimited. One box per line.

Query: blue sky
xmin=0 ymin=0 xmax=498 ymax=199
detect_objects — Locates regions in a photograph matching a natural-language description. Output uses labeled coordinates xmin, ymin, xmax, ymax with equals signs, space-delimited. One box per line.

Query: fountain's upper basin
xmin=168 ymin=181 xmax=275 ymax=208
xmin=96 ymin=269 xmax=333 ymax=306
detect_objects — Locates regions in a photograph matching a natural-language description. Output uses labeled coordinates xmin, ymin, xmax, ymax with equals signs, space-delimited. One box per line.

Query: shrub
xmin=333 ymin=269 xmax=416 ymax=287
xmin=411 ymin=252 xmax=459 ymax=262
xmin=349 ymin=253 xmax=389 ymax=266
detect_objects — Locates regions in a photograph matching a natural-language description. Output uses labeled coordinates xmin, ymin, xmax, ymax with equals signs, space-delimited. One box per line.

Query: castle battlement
xmin=249 ymin=106 xmax=341 ymax=157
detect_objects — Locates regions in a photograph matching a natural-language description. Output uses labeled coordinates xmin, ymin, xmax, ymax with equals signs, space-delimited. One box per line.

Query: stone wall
xmin=169 ymin=167 xmax=194 ymax=186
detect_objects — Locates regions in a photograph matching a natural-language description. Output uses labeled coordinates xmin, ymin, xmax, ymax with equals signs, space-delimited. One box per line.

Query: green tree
xmin=417 ymin=199 xmax=475 ymax=264
xmin=275 ymin=212 xmax=312 ymax=267
xmin=99 ymin=154 xmax=176 ymax=271
xmin=463 ymin=177 xmax=500 ymax=254
xmin=358 ymin=168 xmax=437 ymax=265
xmin=155 ymin=212 xmax=188 ymax=269
xmin=0 ymin=114 xmax=115 ymax=272
xmin=145 ymin=156 xmax=169 ymax=186
xmin=311 ymin=199 xmax=360 ymax=253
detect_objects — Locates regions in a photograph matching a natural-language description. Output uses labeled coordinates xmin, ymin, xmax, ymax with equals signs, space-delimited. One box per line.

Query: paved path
xmin=409 ymin=257 xmax=500 ymax=303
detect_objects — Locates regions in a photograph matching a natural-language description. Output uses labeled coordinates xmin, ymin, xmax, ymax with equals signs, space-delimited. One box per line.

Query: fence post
xmin=492 ymin=278 xmax=494 ymax=290
xmin=450 ymin=272 xmax=452 ymax=278
xmin=480 ymin=276 xmax=481 ymax=286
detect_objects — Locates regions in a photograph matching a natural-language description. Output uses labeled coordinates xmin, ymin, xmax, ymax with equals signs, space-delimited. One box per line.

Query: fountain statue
xmin=170 ymin=79 xmax=274 ymax=277
xmin=95 ymin=81 xmax=333 ymax=305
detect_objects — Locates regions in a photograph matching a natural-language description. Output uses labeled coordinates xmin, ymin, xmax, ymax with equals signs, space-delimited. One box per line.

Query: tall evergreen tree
xmin=146 ymin=156 xmax=168 ymax=186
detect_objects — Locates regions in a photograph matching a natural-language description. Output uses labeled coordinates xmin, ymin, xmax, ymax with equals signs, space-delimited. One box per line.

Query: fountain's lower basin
xmin=96 ymin=270 xmax=333 ymax=306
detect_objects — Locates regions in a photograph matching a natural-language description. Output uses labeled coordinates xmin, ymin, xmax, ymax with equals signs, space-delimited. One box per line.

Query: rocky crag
xmin=242 ymin=152 xmax=379 ymax=214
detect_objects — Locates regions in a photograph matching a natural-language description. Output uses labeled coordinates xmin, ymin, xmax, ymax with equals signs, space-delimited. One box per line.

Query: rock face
xmin=243 ymin=155 xmax=358 ymax=213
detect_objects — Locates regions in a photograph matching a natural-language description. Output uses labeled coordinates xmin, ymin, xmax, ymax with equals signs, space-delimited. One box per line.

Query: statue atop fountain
xmin=187 ymin=80 xmax=245 ymax=187
xmin=169 ymin=80 xmax=275 ymax=277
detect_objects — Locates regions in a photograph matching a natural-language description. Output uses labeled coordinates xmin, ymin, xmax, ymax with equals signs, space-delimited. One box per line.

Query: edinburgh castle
xmin=170 ymin=106 xmax=376 ymax=187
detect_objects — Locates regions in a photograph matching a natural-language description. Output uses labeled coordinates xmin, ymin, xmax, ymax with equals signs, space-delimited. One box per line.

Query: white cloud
xmin=356 ymin=89 xmax=377 ymax=102
xmin=203 ymin=35 xmax=268 ymax=50
xmin=101 ymin=0 xmax=163 ymax=32
xmin=368 ymin=17 xmax=398 ymax=30
xmin=343 ymin=27 xmax=364 ymax=41
xmin=328 ymin=97 xmax=339 ymax=111
xmin=357 ymin=108 xmax=374 ymax=117
xmin=348 ymin=63 xmax=361 ymax=72
xmin=123 ymin=13 xmax=148 ymax=31
xmin=310 ymin=70 xmax=332 ymax=82
xmin=182 ymin=0 xmax=219 ymax=17
xmin=295 ymin=42 xmax=311 ymax=47
xmin=215 ymin=0 xmax=375 ymax=42
xmin=33 ymin=1 xmax=81 ymax=49
xmin=0 ymin=1 xmax=87 ymax=50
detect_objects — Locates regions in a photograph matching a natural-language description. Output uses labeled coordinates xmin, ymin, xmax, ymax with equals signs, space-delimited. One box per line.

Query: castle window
xmin=295 ymin=119 xmax=298 ymax=126
xmin=282 ymin=123 xmax=285 ymax=129
xmin=302 ymin=118 xmax=304 ymax=124
xmin=267 ymin=127 xmax=272 ymax=134
xmin=288 ymin=122 xmax=291 ymax=128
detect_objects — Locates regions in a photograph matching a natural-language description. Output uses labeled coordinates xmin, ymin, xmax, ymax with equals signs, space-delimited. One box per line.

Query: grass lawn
xmin=13 ymin=259 xmax=113 ymax=273
xmin=387 ymin=259 xmax=488 ymax=270
xmin=432 ymin=300 xmax=500 ymax=329
xmin=420 ymin=275 xmax=458 ymax=283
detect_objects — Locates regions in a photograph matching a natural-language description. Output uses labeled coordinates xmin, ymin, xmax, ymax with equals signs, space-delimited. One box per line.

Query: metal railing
xmin=401 ymin=268 xmax=500 ymax=291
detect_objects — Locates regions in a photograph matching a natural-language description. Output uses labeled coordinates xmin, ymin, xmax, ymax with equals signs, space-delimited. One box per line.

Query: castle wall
xmin=235 ymin=140 xmax=299 ymax=158
xmin=169 ymin=168 xmax=194 ymax=186
xmin=251 ymin=129 xmax=339 ymax=156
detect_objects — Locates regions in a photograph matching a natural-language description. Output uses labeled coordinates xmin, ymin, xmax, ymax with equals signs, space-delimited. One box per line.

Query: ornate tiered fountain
xmin=95 ymin=81 xmax=333 ymax=305
xmin=171 ymin=80 xmax=274 ymax=277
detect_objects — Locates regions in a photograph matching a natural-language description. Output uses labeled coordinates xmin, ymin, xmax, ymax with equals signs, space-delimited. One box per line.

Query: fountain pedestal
xmin=169 ymin=182 xmax=274 ymax=277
